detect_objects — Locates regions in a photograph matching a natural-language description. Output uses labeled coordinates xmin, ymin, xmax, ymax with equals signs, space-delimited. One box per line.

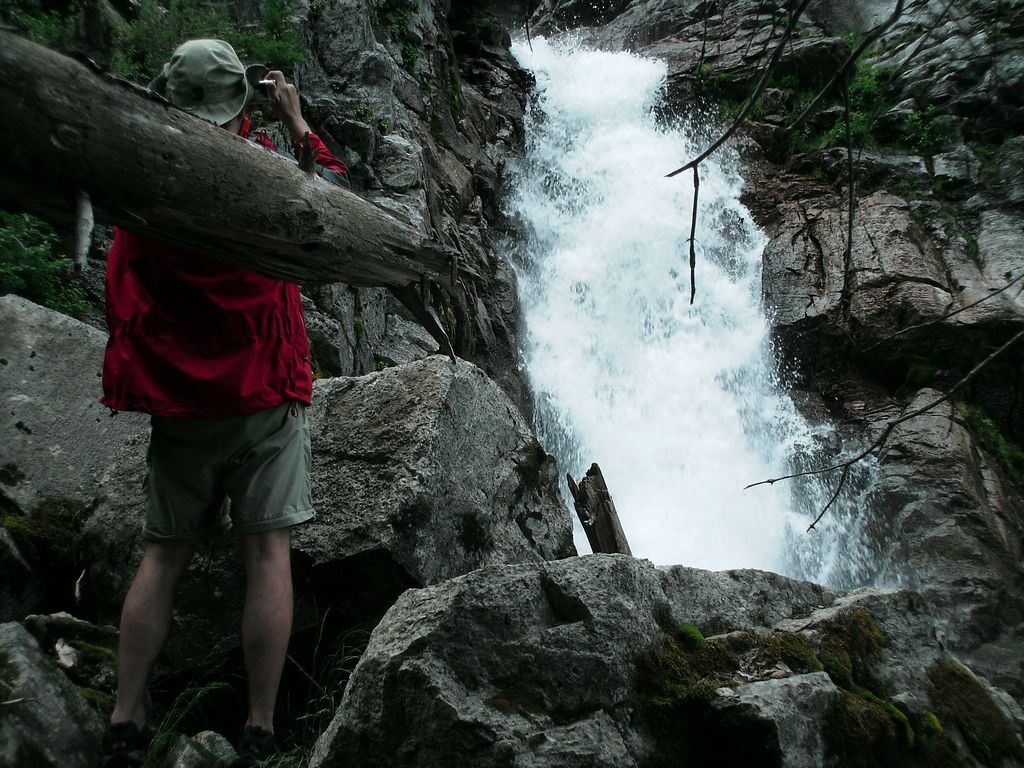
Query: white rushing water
xmin=507 ymin=38 xmax=877 ymax=585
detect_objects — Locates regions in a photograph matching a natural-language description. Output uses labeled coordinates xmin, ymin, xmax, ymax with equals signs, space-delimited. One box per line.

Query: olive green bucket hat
xmin=149 ymin=39 xmax=267 ymax=126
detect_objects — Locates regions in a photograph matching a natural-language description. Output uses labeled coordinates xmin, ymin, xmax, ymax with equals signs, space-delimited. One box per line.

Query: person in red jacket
xmin=100 ymin=39 xmax=347 ymax=768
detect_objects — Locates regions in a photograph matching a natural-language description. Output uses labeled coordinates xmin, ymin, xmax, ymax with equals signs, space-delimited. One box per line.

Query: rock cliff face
xmin=529 ymin=0 xmax=1024 ymax=708
xmin=290 ymin=0 xmax=536 ymax=413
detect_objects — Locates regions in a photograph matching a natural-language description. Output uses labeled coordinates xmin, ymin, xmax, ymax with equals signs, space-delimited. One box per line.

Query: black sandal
xmin=232 ymin=724 xmax=279 ymax=767
xmin=101 ymin=721 xmax=155 ymax=767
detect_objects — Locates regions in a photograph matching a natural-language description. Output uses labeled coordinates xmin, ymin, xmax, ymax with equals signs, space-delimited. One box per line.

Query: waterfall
xmin=506 ymin=37 xmax=877 ymax=586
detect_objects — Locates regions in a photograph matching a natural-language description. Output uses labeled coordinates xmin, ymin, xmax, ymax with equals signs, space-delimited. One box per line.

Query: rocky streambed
xmin=2 ymin=0 xmax=1024 ymax=766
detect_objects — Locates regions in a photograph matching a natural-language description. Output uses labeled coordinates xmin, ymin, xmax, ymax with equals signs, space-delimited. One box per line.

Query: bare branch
xmin=784 ymin=0 xmax=905 ymax=137
xmin=666 ymin=0 xmax=814 ymax=179
xmin=861 ymin=272 xmax=1024 ymax=351
xmin=746 ymin=328 xmax=1024 ymax=492
xmin=807 ymin=464 xmax=851 ymax=531
xmin=689 ymin=165 xmax=700 ymax=304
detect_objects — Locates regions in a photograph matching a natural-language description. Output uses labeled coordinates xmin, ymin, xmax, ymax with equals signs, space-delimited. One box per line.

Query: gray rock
xmin=296 ymin=357 xmax=576 ymax=584
xmin=933 ymin=145 xmax=980 ymax=184
xmin=376 ymin=134 xmax=423 ymax=192
xmin=0 ymin=621 xmax=103 ymax=767
xmin=713 ymin=672 xmax=843 ymax=768
xmin=0 ymin=528 xmax=39 ymax=622
xmin=378 ymin=314 xmax=439 ymax=366
xmin=862 ymin=391 xmax=1024 ymax=701
xmin=309 ymin=554 xmax=1023 ymax=768
xmin=0 ymin=295 xmax=147 ymax=512
xmin=309 ymin=555 xmax=667 ymax=768
xmin=82 ymin=357 xmax=574 ymax=671
xmin=158 ymin=731 xmax=236 ymax=768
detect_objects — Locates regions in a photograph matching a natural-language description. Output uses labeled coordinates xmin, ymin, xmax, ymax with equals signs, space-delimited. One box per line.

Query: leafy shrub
xmin=111 ymin=0 xmax=306 ymax=83
xmin=0 ymin=0 xmax=78 ymax=49
xmin=0 ymin=210 xmax=89 ymax=318
xmin=901 ymin=106 xmax=952 ymax=156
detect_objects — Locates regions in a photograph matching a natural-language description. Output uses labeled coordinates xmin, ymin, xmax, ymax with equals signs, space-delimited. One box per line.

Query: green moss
xmin=929 ymin=662 xmax=1022 ymax=767
xmin=353 ymin=318 xmax=366 ymax=341
xmin=758 ymin=631 xmax=824 ymax=672
xmin=956 ymin=401 xmax=1024 ymax=484
xmin=820 ymin=650 xmax=854 ymax=689
xmin=2 ymin=497 xmax=89 ymax=565
xmin=70 ymin=639 xmax=118 ymax=668
xmin=819 ymin=607 xmax=885 ymax=692
xmin=677 ymin=624 xmax=705 ymax=651
xmin=75 ymin=684 xmax=115 ymax=715
xmin=921 ymin=709 xmax=943 ymax=737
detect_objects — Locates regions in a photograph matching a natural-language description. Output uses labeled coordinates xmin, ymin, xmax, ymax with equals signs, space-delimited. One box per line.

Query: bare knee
xmin=240 ymin=528 xmax=291 ymax=572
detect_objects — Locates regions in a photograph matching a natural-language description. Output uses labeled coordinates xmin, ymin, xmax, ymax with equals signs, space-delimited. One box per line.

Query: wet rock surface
xmin=531 ymin=0 xmax=1024 ymax=711
xmin=310 ymin=554 xmax=1024 ymax=768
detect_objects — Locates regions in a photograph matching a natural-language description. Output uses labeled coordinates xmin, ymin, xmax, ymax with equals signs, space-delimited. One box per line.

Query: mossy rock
xmin=818 ymin=607 xmax=885 ymax=692
xmin=929 ymin=662 xmax=1023 ymax=767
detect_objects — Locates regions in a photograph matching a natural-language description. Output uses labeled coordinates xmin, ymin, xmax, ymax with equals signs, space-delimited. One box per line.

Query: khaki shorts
xmin=143 ymin=401 xmax=315 ymax=542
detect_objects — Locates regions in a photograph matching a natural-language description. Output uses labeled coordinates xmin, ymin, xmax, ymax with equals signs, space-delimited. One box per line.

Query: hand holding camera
xmin=259 ymin=70 xmax=310 ymax=143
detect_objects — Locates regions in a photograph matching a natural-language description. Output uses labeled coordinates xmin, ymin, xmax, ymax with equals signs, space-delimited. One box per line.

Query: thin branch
xmin=666 ymin=0 xmax=814 ymax=179
xmin=525 ymin=0 xmax=533 ymax=52
xmin=861 ymin=272 xmax=1024 ymax=351
xmin=807 ymin=464 xmax=851 ymax=531
xmin=689 ymin=165 xmax=699 ymax=304
xmin=745 ymin=328 xmax=1024 ymax=491
xmin=784 ymin=0 xmax=905 ymax=137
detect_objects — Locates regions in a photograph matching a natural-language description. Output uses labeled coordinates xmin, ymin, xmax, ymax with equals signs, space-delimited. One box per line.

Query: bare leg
xmin=111 ymin=541 xmax=196 ymax=726
xmin=240 ymin=528 xmax=293 ymax=731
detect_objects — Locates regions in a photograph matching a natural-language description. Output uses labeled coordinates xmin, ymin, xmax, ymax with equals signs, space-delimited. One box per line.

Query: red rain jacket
xmin=101 ymin=129 xmax=347 ymax=418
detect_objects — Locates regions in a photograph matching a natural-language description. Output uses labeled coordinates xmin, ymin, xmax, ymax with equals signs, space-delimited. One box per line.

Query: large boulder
xmin=863 ymin=391 xmax=1024 ymax=700
xmin=0 ymin=621 xmax=104 ymax=767
xmin=0 ymin=295 xmax=147 ymax=513
xmin=82 ymin=357 xmax=575 ymax=670
xmin=311 ymin=555 xmax=1021 ymax=768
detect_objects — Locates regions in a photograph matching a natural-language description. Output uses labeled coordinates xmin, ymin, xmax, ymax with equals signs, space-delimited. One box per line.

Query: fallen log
xmin=0 ymin=29 xmax=465 ymax=292
xmin=567 ymin=463 xmax=632 ymax=555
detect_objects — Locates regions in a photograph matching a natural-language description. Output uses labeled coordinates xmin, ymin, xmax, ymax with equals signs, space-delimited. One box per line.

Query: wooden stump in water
xmin=567 ymin=463 xmax=632 ymax=555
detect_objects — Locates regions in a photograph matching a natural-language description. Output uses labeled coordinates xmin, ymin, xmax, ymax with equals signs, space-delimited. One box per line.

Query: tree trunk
xmin=567 ymin=464 xmax=632 ymax=555
xmin=0 ymin=30 xmax=464 ymax=291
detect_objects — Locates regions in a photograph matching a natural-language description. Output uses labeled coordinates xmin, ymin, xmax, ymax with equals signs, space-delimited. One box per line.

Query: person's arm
xmin=262 ymin=70 xmax=309 ymax=143
xmin=263 ymin=70 xmax=348 ymax=179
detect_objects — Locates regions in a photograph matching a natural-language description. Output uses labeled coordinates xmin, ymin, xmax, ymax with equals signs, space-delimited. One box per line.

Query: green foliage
xmin=110 ymin=0 xmax=305 ymax=83
xmin=0 ymin=211 xmax=89 ymax=318
xmin=956 ymin=401 xmax=1024 ymax=484
xmin=402 ymin=40 xmax=421 ymax=71
xmin=901 ymin=106 xmax=951 ymax=156
xmin=0 ymin=0 xmax=78 ymax=49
